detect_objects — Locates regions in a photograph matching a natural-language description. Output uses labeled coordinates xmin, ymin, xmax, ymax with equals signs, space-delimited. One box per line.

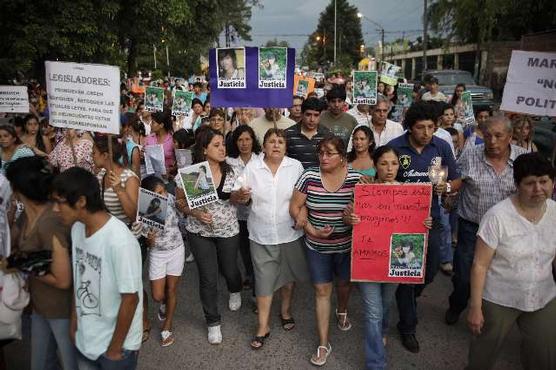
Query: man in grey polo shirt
xmin=445 ymin=115 xmax=527 ymax=324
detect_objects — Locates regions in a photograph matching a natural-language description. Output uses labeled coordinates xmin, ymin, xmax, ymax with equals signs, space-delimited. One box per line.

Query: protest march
xmin=0 ymin=1 xmax=555 ymax=370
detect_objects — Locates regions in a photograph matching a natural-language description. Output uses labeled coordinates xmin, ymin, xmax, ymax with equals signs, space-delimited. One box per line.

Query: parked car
xmin=533 ymin=116 xmax=556 ymax=166
xmin=422 ymin=70 xmax=495 ymax=110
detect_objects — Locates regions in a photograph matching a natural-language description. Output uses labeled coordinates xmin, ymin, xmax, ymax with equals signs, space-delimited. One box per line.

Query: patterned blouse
xmin=49 ymin=139 xmax=94 ymax=173
xmin=184 ymin=168 xmax=240 ymax=238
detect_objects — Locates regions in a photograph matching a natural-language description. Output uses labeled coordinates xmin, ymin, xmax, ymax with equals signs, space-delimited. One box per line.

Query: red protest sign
xmin=351 ymin=184 xmax=432 ymax=284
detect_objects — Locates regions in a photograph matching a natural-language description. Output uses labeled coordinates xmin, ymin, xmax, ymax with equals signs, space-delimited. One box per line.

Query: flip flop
xmin=280 ymin=315 xmax=295 ymax=331
xmin=142 ymin=326 xmax=151 ymax=343
xmin=250 ymin=332 xmax=270 ymax=350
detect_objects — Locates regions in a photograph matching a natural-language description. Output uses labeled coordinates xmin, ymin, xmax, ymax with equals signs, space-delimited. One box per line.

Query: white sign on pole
xmin=500 ymin=50 xmax=556 ymax=116
xmin=45 ymin=61 xmax=120 ymax=134
xmin=0 ymin=86 xmax=29 ymax=113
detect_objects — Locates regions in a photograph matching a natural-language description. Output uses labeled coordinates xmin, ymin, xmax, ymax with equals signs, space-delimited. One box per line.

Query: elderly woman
xmin=238 ymin=128 xmax=309 ymax=349
xmin=467 ymin=152 xmax=556 ymax=370
xmin=289 ymin=136 xmax=361 ymax=366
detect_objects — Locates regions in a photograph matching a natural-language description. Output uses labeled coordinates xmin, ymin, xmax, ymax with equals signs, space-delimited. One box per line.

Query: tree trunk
xmin=127 ymin=38 xmax=138 ymax=76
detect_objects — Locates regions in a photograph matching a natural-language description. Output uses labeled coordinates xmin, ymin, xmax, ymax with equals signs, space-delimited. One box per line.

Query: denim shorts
xmin=305 ymin=247 xmax=351 ymax=284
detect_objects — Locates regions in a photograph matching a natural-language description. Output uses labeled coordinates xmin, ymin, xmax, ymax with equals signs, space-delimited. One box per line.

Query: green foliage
xmin=428 ymin=0 xmax=556 ymax=44
xmin=391 ymin=233 xmax=425 ymax=261
xmin=303 ymin=0 xmax=364 ymax=69
xmin=265 ymin=39 xmax=290 ymax=48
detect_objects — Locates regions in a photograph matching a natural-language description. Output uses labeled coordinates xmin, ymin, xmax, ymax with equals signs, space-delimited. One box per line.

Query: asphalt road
xmin=6 ymin=260 xmax=522 ymax=370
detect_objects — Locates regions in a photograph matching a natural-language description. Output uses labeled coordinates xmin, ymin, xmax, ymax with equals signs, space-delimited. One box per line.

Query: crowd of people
xmin=0 ymin=74 xmax=554 ymax=370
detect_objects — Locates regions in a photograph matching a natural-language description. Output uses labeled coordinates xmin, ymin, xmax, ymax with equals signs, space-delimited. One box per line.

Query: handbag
xmin=0 ymin=270 xmax=29 ymax=340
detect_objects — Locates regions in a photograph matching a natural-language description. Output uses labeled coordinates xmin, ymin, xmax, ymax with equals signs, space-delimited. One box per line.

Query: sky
xmin=230 ymin=0 xmax=424 ymax=52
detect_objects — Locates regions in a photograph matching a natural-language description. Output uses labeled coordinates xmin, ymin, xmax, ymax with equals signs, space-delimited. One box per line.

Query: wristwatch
xmin=445 ymin=182 xmax=452 ymax=194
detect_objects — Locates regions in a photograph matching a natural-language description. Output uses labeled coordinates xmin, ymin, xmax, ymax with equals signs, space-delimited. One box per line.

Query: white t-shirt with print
xmin=71 ymin=216 xmax=143 ymax=360
xmin=478 ymin=198 xmax=556 ymax=312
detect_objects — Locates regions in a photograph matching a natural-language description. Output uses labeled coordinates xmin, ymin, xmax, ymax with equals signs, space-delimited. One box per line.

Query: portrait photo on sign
xmin=216 ymin=48 xmax=246 ymax=88
xmin=172 ymin=90 xmax=194 ymax=116
xmin=178 ymin=161 xmax=219 ymax=209
xmin=145 ymin=86 xmax=164 ymax=112
xmin=258 ymin=47 xmax=287 ymax=88
xmin=353 ymin=71 xmax=378 ymax=105
xmin=388 ymin=233 xmax=425 ymax=277
xmin=137 ymin=188 xmax=168 ymax=231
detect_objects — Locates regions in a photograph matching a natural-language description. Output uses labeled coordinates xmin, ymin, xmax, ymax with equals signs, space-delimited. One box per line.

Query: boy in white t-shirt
xmin=52 ymin=167 xmax=143 ymax=370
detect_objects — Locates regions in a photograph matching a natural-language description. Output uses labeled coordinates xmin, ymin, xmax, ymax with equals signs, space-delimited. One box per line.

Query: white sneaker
xmin=228 ymin=292 xmax=242 ymax=311
xmin=207 ymin=325 xmax=222 ymax=345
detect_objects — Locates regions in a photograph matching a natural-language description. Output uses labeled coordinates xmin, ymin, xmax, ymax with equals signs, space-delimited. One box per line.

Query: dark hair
xmin=5 ymin=157 xmax=53 ymax=203
xmin=292 ymin=95 xmax=305 ymax=103
xmin=51 ymin=167 xmax=105 ymax=212
xmin=513 ymin=152 xmax=555 ymax=185
xmin=193 ymin=82 xmax=203 ymax=89
xmin=191 ymin=98 xmax=203 ymax=109
xmin=443 ymin=103 xmax=455 ymax=114
xmin=209 ymin=108 xmax=226 ymax=120
xmin=372 ymin=145 xmax=400 ymax=164
xmin=192 ymin=128 xmax=231 ymax=174
xmin=173 ymin=129 xmax=195 ymax=149
xmin=326 ymin=87 xmax=346 ymax=102
xmin=130 ymin=118 xmax=146 ymax=136
xmin=347 ymin=126 xmax=375 ymax=162
xmin=301 ymin=97 xmax=324 ymax=113
xmin=475 ymin=106 xmax=492 ymax=118
xmin=429 ymin=77 xmax=439 ymax=85
xmin=151 ymin=109 xmax=173 ymax=132
xmin=141 ymin=175 xmax=165 ymax=192
xmin=450 ymin=83 xmax=466 ymax=105
xmin=445 ymin=127 xmax=459 ymax=137
xmin=263 ymin=128 xmax=287 ymax=146
xmin=0 ymin=124 xmax=22 ymax=145
xmin=203 ymin=98 xmax=211 ymax=109
xmin=403 ymin=102 xmax=438 ymax=130
xmin=93 ymin=135 xmax=128 ymax=165
xmin=228 ymin=125 xmax=261 ymax=158
xmin=218 ymin=49 xmax=238 ymax=75
xmin=317 ymin=136 xmax=347 ymax=159
xmin=23 ymin=114 xmax=46 ymax=152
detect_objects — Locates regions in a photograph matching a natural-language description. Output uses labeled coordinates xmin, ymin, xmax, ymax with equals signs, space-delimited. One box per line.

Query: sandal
xmin=335 ymin=309 xmax=352 ymax=331
xmin=250 ymin=332 xmax=270 ymax=350
xmin=142 ymin=326 xmax=151 ymax=343
xmin=160 ymin=330 xmax=175 ymax=347
xmin=280 ymin=315 xmax=295 ymax=331
xmin=310 ymin=343 xmax=332 ymax=366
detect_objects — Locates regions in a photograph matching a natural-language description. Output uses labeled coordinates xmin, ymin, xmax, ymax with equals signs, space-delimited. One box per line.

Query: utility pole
xmin=333 ymin=0 xmax=337 ymax=66
xmin=153 ymin=44 xmax=157 ymax=70
xmin=423 ymin=0 xmax=428 ymax=73
xmin=381 ymin=29 xmax=385 ymax=62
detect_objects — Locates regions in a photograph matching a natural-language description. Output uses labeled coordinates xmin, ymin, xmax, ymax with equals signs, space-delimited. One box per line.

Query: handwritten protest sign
xmin=144 ymin=145 xmax=166 ymax=176
xmin=172 ymin=90 xmax=194 ymax=116
xmin=45 ymin=61 xmax=120 ymax=134
xmin=210 ymin=47 xmax=295 ymax=108
xmin=137 ymin=188 xmax=168 ymax=232
xmin=351 ymin=184 xmax=432 ymax=284
xmin=0 ymin=86 xmax=29 ymax=113
xmin=353 ymin=71 xmax=378 ymax=105
xmin=500 ymin=50 xmax=556 ymax=116
xmin=293 ymin=75 xmax=315 ymax=98
xmin=380 ymin=61 xmax=401 ymax=86
xmin=178 ymin=161 xmax=218 ymax=209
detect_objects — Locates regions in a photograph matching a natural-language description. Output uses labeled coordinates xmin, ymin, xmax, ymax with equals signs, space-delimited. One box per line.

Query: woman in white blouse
xmin=467 ymin=152 xmax=556 ymax=370
xmin=238 ymin=128 xmax=309 ymax=350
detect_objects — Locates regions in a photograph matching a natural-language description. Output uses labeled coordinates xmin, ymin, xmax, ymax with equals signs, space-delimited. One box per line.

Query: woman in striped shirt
xmin=289 ymin=136 xmax=361 ymax=366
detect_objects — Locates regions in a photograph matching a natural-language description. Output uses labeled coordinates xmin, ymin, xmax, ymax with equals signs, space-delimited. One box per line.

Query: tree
xmin=303 ymin=0 xmax=364 ymax=69
xmin=264 ymin=39 xmax=290 ymax=48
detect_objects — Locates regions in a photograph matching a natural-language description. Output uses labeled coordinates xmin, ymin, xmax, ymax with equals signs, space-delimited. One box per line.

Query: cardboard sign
xmin=500 ymin=50 xmax=556 ymax=116
xmin=0 ymin=86 xmax=29 ymax=113
xmin=209 ymin=47 xmax=295 ymax=108
xmin=172 ymin=90 xmax=194 ymax=116
xmin=178 ymin=161 xmax=218 ymax=209
xmin=461 ymin=91 xmax=475 ymax=126
xmin=380 ymin=61 xmax=401 ymax=86
xmin=137 ymin=188 xmax=168 ymax=232
xmin=144 ymin=144 xmax=166 ymax=175
xmin=353 ymin=71 xmax=378 ymax=105
xmin=45 ymin=61 xmax=120 ymax=134
xmin=351 ymin=184 xmax=432 ymax=284
xmin=293 ymin=75 xmax=315 ymax=98
xmin=397 ymin=83 xmax=414 ymax=108
xmin=145 ymin=86 xmax=164 ymax=112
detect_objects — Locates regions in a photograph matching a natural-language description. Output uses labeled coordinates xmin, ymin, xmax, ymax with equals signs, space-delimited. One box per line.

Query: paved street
xmin=7 ymin=260 xmax=521 ymax=370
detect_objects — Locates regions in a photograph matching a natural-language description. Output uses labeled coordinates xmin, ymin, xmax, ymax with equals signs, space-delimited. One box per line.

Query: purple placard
xmin=210 ymin=47 xmax=295 ymax=108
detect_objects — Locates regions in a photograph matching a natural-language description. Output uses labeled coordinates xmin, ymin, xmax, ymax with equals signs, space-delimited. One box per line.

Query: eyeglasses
xmin=318 ymin=151 xmax=340 ymax=158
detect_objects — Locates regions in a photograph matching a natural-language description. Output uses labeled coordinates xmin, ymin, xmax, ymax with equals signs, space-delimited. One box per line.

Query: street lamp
xmin=357 ymin=12 xmax=385 ymax=63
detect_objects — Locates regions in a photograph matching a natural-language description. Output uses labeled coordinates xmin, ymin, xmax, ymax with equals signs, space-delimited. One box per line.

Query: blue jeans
xmin=76 ymin=349 xmax=138 ymax=370
xmin=31 ymin=313 xmax=77 ymax=370
xmin=359 ymin=282 xmax=398 ymax=370
xmin=395 ymin=219 xmax=442 ymax=335
xmin=449 ymin=217 xmax=479 ymax=314
xmin=438 ymin=209 xmax=453 ymax=264
xmin=305 ymin=247 xmax=351 ymax=284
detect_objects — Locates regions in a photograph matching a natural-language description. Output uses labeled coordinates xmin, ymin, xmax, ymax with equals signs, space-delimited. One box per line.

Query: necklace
xmin=515 ymin=198 xmax=547 ymax=224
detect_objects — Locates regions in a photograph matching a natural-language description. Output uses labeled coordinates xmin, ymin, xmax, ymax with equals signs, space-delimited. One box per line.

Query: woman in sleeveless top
xmin=348 ymin=125 xmax=376 ymax=178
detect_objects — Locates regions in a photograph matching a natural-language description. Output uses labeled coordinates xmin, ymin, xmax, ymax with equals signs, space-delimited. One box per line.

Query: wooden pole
xmin=107 ymin=134 xmax=114 ymax=173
